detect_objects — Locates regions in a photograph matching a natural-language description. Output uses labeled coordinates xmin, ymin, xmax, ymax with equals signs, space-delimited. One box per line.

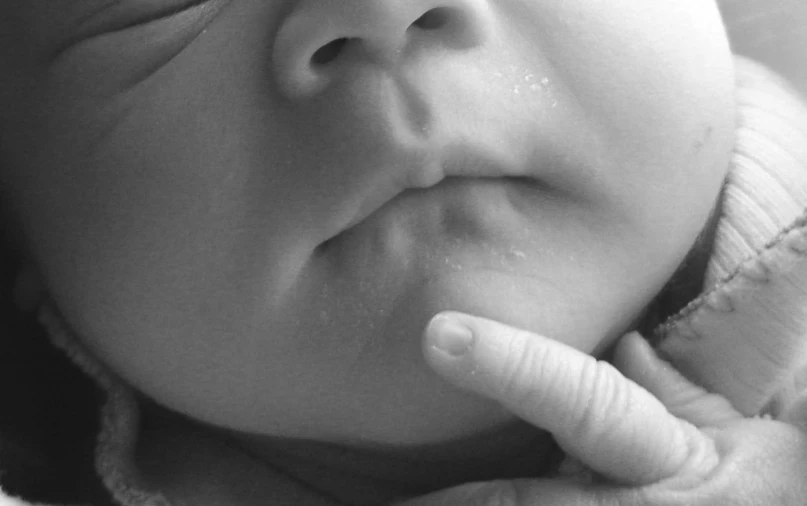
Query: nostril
xmin=411 ymin=8 xmax=452 ymax=30
xmin=310 ymin=8 xmax=452 ymax=67
xmin=311 ymin=37 xmax=352 ymax=66
xmin=276 ymin=1 xmax=491 ymax=99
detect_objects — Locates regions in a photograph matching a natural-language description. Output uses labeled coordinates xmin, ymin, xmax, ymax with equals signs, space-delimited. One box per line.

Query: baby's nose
xmin=273 ymin=0 xmax=491 ymax=98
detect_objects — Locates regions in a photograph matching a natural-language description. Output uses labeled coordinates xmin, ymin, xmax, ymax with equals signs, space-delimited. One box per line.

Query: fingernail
xmin=428 ymin=314 xmax=474 ymax=357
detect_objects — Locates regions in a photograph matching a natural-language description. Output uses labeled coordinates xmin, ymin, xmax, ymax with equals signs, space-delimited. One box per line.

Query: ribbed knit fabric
xmin=705 ymin=58 xmax=807 ymax=287
xmin=657 ymin=57 xmax=807 ymax=417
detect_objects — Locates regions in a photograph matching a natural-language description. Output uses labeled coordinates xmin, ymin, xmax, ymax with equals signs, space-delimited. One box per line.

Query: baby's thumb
xmin=423 ymin=313 xmax=719 ymax=486
xmin=613 ymin=332 xmax=742 ymax=427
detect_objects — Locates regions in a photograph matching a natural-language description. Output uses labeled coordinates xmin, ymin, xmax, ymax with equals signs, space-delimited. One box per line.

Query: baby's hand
xmin=397 ymin=313 xmax=807 ymax=505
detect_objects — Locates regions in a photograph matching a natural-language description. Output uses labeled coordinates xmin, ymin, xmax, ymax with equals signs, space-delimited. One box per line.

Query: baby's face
xmin=1 ymin=1 xmax=734 ymax=446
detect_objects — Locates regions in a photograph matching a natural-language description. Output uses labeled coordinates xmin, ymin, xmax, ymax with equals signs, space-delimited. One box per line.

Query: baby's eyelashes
xmin=45 ymin=0 xmax=228 ymax=93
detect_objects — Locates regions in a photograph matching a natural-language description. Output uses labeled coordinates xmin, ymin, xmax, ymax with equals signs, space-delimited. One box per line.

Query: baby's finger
xmin=423 ymin=312 xmax=718 ymax=486
xmin=613 ymin=332 xmax=742 ymax=427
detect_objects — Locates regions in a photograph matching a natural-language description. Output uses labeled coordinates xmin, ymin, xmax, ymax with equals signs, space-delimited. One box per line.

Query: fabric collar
xmin=656 ymin=56 xmax=807 ymax=417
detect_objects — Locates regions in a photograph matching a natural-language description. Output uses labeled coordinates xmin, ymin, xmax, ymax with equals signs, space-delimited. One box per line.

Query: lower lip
xmin=319 ymin=176 xmax=545 ymax=260
xmin=411 ymin=176 xmax=547 ymax=235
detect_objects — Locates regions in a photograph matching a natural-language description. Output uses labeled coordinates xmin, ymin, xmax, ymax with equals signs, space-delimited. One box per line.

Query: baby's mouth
xmin=331 ymin=144 xmax=548 ymax=242
xmin=316 ymin=176 xmax=549 ymax=277
xmin=300 ymin=56 xmax=563 ymax=248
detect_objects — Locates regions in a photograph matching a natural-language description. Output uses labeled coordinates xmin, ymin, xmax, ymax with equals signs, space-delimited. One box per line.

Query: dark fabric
xmin=638 ymin=188 xmax=726 ymax=340
xmin=0 ymin=247 xmax=111 ymax=503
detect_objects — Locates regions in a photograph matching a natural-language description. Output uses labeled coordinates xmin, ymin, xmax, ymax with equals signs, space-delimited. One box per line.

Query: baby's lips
xmin=399 ymin=142 xmax=537 ymax=192
xmin=330 ymin=142 xmax=541 ymax=240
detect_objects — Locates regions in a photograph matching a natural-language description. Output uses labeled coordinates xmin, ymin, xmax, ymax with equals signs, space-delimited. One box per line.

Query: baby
xmin=0 ymin=1 xmax=806 ymax=505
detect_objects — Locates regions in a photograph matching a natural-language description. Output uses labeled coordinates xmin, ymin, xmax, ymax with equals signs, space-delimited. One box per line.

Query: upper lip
xmin=401 ymin=140 xmax=536 ymax=189
xmin=440 ymin=143 xmax=529 ymax=181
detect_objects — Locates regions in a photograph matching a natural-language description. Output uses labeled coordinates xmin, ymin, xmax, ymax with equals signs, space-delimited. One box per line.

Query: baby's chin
xmin=313 ymin=179 xmax=631 ymax=358
xmin=343 ymin=267 xmax=626 ymax=440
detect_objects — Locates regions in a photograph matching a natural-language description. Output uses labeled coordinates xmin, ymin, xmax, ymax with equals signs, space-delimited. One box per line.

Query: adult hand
xmin=396 ymin=312 xmax=807 ymax=505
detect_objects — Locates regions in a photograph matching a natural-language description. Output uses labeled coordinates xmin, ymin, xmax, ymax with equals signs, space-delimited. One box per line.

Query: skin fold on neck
xmin=136 ymin=398 xmax=562 ymax=505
